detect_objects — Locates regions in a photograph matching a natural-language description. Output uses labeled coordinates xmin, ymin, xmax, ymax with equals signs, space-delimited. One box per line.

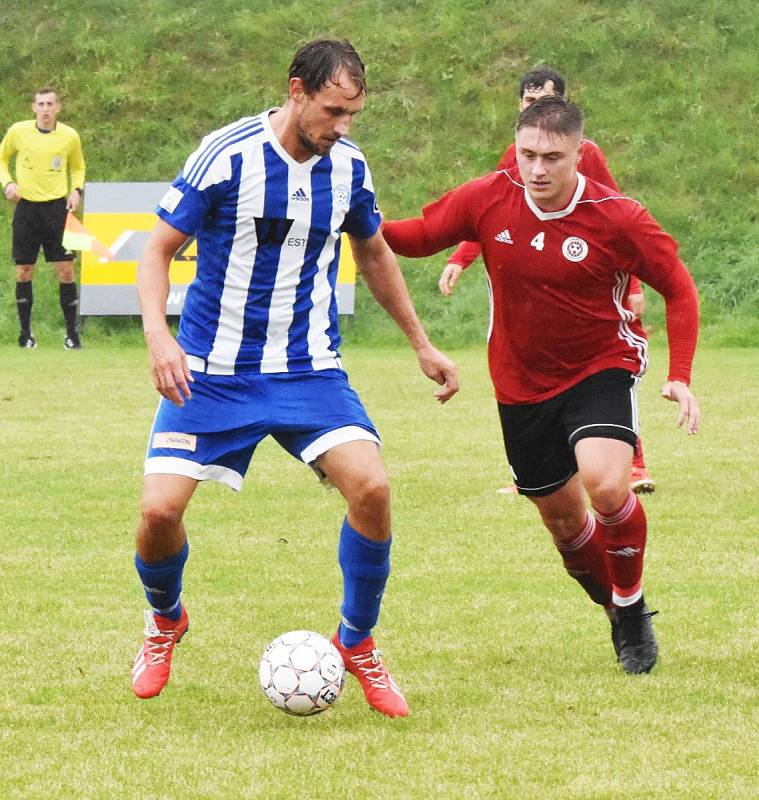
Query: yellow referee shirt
xmin=0 ymin=120 xmax=86 ymax=202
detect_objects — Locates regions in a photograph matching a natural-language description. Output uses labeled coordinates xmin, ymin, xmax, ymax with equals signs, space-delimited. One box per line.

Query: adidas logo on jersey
xmin=494 ymin=229 xmax=513 ymax=244
xmin=291 ymin=187 xmax=309 ymax=202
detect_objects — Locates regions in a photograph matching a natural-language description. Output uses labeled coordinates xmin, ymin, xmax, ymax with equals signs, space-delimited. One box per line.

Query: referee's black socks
xmin=16 ymin=281 xmax=33 ymax=336
xmin=59 ymin=281 xmax=79 ymax=336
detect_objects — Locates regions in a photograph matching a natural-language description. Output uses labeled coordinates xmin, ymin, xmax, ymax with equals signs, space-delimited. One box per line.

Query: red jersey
xmin=448 ymin=140 xmax=641 ymax=296
xmin=383 ymin=169 xmax=698 ymax=404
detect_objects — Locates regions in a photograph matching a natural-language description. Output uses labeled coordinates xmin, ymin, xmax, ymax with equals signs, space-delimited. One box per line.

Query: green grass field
xmin=0 ymin=343 xmax=756 ymax=799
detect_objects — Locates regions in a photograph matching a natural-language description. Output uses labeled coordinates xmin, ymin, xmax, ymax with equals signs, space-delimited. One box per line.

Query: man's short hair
xmin=516 ymin=95 xmax=583 ymax=137
xmin=34 ymin=87 xmax=59 ymax=101
xmin=289 ymin=39 xmax=366 ymax=97
xmin=518 ymin=67 xmax=566 ymax=99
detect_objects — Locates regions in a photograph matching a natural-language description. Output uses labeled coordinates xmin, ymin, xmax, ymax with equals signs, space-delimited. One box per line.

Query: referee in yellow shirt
xmin=0 ymin=87 xmax=86 ymax=348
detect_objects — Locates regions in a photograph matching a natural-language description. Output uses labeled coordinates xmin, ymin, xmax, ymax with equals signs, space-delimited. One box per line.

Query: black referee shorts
xmin=12 ymin=197 xmax=73 ymax=264
xmin=498 ymin=368 xmax=639 ymax=497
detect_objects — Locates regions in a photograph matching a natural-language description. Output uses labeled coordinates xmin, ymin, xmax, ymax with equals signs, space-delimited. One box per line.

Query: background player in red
xmin=383 ymin=96 xmax=700 ymax=674
xmin=438 ymin=68 xmax=654 ymax=494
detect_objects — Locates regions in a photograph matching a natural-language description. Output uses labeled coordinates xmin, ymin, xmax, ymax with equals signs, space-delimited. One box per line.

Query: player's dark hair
xmin=34 ymin=86 xmax=59 ymax=101
xmin=516 ymin=95 xmax=583 ymax=137
xmin=289 ymin=39 xmax=367 ymax=98
xmin=518 ymin=67 xmax=566 ymax=99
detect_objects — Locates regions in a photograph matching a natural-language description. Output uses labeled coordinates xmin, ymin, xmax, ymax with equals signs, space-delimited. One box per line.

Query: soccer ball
xmin=259 ymin=630 xmax=345 ymax=715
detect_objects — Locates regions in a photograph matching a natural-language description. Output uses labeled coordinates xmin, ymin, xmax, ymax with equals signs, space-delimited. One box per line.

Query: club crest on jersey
xmin=562 ymin=236 xmax=589 ymax=262
xmin=333 ymin=184 xmax=350 ymax=208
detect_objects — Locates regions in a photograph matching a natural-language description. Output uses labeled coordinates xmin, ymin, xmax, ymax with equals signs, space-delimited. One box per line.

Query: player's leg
xmin=528 ymin=474 xmax=614 ymax=610
xmin=132 ymin=473 xmax=196 ymax=699
xmin=273 ymin=369 xmax=407 ymax=717
xmin=12 ymin=201 xmax=39 ymax=347
xmin=316 ymin=440 xmax=408 ymax=717
xmin=568 ymin=370 xmax=658 ymax=673
xmin=132 ymin=373 xmax=262 ymax=698
xmin=498 ymin=397 xmax=614 ymax=611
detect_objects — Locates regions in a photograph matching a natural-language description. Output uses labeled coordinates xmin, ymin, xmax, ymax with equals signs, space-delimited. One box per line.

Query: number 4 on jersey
xmin=530 ymin=232 xmax=545 ymax=251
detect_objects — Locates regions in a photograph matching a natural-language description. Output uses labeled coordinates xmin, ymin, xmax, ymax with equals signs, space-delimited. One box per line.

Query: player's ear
xmin=289 ymin=77 xmax=307 ymax=104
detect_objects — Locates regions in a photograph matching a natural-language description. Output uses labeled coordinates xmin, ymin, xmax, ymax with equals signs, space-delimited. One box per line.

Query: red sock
xmin=633 ymin=437 xmax=647 ymax=470
xmin=594 ymin=492 xmax=647 ymax=606
xmin=553 ymin=512 xmax=612 ymax=607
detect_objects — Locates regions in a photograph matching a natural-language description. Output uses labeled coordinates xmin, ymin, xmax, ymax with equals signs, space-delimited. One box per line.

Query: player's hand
xmin=66 ymin=190 xmax=81 ymax=212
xmin=145 ymin=329 xmax=194 ymax=407
xmin=4 ymin=182 xmax=20 ymax=202
xmin=661 ymin=380 xmax=700 ymax=435
xmin=439 ymin=262 xmax=463 ymax=296
xmin=416 ymin=344 xmax=460 ymax=403
xmin=628 ymin=292 xmax=645 ymax=320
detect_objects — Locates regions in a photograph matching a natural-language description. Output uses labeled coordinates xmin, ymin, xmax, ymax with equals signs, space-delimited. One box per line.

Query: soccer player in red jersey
xmin=383 ymin=96 xmax=700 ymax=674
xmin=439 ymin=68 xmax=654 ymax=495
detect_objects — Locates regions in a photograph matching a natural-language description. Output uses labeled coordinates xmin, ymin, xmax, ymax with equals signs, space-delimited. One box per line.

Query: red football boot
xmin=629 ymin=466 xmax=656 ymax=494
xmin=132 ymin=607 xmax=189 ymax=699
xmin=331 ymin=632 xmax=409 ymax=718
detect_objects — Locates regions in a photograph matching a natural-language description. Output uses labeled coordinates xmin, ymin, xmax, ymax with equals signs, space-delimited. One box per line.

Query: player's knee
xmin=539 ymin=510 xmax=586 ymax=542
xmin=16 ymin=266 xmax=33 ymax=281
xmin=351 ymin=471 xmax=390 ymax=515
xmin=585 ymin=477 xmax=628 ymax=515
xmin=139 ymin=500 xmax=184 ymax=537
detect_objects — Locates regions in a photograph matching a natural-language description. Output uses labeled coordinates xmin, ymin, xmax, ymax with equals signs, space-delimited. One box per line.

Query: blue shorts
xmin=145 ymin=369 xmax=380 ymax=490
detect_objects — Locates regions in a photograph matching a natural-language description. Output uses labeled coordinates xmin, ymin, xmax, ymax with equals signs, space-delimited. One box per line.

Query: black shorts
xmin=12 ymin=197 xmax=73 ymax=264
xmin=498 ymin=368 xmax=639 ymax=498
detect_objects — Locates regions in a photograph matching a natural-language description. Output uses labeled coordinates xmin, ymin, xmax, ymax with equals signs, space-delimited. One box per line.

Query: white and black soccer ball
xmin=259 ymin=630 xmax=345 ymax=716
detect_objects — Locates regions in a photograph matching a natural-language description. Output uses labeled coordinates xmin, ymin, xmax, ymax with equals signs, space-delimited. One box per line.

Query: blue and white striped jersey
xmin=156 ymin=109 xmax=381 ymax=375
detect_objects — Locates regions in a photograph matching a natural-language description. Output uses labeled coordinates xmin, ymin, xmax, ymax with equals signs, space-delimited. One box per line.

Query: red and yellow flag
xmin=62 ymin=213 xmax=113 ymax=261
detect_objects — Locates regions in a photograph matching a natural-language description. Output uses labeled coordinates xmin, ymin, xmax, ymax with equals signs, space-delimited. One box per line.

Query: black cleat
xmin=18 ymin=333 xmax=37 ymax=349
xmin=64 ymin=332 xmax=82 ymax=349
xmin=616 ymin=597 xmax=659 ymax=674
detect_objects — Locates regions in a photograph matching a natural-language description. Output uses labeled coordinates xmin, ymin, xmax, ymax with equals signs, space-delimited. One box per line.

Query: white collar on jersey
xmin=261 ymin=107 xmax=324 ymax=171
xmin=523 ymin=172 xmax=586 ymax=221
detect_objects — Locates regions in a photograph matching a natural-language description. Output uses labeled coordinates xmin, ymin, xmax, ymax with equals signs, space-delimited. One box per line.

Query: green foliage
xmin=0 ymin=0 xmax=756 ymax=347
xmin=0 ymin=343 xmax=756 ymax=798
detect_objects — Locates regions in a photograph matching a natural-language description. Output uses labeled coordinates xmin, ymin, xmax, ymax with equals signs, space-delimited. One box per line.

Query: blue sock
xmin=134 ymin=540 xmax=189 ymax=621
xmin=338 ymin=518 xmax=391 ymax=648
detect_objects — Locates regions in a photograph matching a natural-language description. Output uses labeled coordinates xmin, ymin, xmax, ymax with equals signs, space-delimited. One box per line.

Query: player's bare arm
xmin=350 ymin=229 xmax=459 ymax=403
xmin=137 ymin=219 xmax=194 ymax=407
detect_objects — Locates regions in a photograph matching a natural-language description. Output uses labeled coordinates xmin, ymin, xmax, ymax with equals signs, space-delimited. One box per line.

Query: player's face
xmin=516 ymin=125 xmax=581 ymax=211
xmin=519 ymin=80 xmax=558 ymax=112
xmin=32 ymin=92 xmax=60 ymax=130
xmin=292 ymin=69 xmax=365 ymax=158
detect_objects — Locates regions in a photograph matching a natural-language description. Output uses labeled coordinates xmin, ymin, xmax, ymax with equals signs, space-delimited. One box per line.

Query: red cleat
xmin=630 ymin=466 xmax=655 ymax=494
xmin=331 ymin=632 xmax=409 ymax=718
xmin=132 ymin=607 xmax=189 ymax=699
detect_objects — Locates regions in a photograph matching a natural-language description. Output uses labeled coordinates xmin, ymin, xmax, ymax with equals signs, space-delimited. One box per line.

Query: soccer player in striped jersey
xmin=130 ymin=39 xmax=459 ymax=717
xmin=438 ymin=67 xmax=655 ymax=494
xmin=383 ymin=96 xmax=700 ymax=675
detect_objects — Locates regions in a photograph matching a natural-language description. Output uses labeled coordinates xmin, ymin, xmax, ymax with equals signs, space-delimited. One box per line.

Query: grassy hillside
xmin=0 ymin=0 xmax=756 ymax=346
